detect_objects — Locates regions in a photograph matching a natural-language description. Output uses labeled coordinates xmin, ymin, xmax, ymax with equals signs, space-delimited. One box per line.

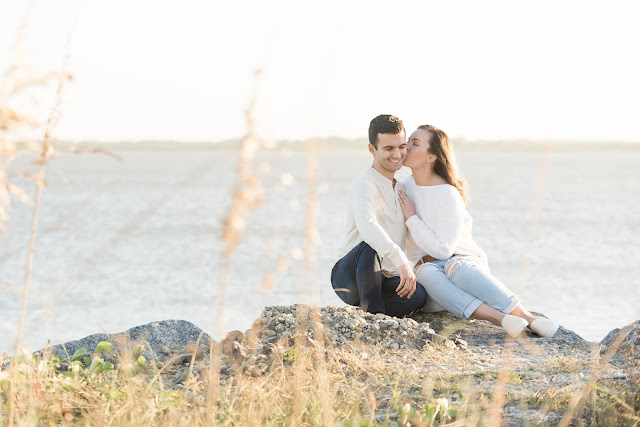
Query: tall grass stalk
xmin=302 ymin=138 xmax=334 ymax=426
xmin=211 ymin=67 xmax=263 ymax=421
xmin=2 ymin=6 xmax=74 ymax=424
xmin=13 ymin=37 xmax=72 ymax=354
xmin=217 ymin=67 xmax=264 ymax=325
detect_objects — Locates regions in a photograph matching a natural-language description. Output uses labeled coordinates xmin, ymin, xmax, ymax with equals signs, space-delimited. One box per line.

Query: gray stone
xmin=600 ymin=320 xmax=640 ymax=348
xmin=41 ymin=319 xmax=212 ymax=363
xmin=421 ymin=332 xmax=451 ymax=346
xmin=0 ymin=352 xmax=9 ymax=370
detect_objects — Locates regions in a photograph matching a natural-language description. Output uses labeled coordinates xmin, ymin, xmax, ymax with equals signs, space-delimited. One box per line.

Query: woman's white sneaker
xmin=530 ymin=317 xmax=560 ymax=338
xmin=501 ymin=315 xmax=529 ymax=338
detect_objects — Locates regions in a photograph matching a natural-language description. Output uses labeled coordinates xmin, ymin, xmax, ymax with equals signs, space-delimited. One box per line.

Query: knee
xmin=334 ymin=287 xmax=359 ymax=306
xmin=445 ymin=260 xmax=460 ymax=278
xmin=343 ymin=291 xmax=360 ymax=306
xmin=445 ymin=257 xmax=484 ymax=279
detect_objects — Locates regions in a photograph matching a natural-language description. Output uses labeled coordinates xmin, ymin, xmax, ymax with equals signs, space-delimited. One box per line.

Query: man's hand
xmin=396 ymin=263 xmax=417 ymax=298
xmin=398 ymin=190 xmax=416 ymax=221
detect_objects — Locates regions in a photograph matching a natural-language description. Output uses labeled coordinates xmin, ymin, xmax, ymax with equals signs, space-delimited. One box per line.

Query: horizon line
xmin=50 ymin=137 xmax=640 ymax=145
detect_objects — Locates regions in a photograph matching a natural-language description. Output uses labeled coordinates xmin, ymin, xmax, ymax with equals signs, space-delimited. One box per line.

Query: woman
xmin=398 ymin=124 xmax=559 ymax=338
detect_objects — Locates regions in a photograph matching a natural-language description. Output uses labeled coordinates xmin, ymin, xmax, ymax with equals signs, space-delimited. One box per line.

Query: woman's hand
xmin=398 ymin=190 xmax=416 ymax=221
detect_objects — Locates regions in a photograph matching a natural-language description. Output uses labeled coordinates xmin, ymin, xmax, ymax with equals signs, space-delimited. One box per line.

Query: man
xmin=331 ymin=114 xmax=427 ymax=317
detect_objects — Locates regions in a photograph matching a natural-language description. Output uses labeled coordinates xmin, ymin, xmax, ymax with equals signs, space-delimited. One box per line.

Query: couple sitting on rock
xmin=331 ymin=114 xmax=559 ymax=339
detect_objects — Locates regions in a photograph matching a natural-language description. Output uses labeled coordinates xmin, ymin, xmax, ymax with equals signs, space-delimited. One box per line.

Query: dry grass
xmin=1 ymin=334 xmax=639 ymax=426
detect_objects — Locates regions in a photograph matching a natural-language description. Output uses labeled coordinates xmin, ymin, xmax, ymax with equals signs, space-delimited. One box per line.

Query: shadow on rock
xmin=410 ymin=311 xmax=587 ymax=346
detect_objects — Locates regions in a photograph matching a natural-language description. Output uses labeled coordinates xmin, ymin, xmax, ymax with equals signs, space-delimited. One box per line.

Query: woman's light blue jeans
xmin=415 ymin=255 xmax=521 ymax=320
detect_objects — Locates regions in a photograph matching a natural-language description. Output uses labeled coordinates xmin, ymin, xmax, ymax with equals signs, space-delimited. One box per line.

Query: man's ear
xmin=368 ymin=143 xmax=376 ymax=155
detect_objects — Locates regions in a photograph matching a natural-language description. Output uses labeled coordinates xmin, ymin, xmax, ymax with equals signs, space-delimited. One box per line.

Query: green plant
xmin=283 ymin=348 xmax=297 ymax=363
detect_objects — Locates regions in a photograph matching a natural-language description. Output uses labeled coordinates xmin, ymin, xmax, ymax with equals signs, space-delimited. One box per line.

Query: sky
xmin=1 ymin=0 xmax=639 ymax=143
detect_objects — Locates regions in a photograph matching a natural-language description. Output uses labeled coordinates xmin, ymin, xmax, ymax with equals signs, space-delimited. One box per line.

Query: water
xmin=1 ymin=148 xmax=639 ymax=353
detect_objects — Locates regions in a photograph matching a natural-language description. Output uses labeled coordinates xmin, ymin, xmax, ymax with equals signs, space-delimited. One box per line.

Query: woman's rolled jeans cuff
xmin=416 ymin=255 xmax=521 ymax=320
xmin=419 ymin=290 xmax=484 ymax=320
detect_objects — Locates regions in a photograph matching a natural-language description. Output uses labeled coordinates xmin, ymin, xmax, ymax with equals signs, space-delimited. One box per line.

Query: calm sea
xmin=1 ymin=148 xmax=639 ymax=352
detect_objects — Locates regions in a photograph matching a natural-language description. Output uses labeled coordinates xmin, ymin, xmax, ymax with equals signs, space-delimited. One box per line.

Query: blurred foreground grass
xmin=1 ymin=333 xmax=639 ymax=426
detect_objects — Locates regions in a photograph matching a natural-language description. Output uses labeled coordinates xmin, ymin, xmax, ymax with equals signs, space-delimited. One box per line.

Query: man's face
xmin=369 ymin=131 xmax=407 ymax=178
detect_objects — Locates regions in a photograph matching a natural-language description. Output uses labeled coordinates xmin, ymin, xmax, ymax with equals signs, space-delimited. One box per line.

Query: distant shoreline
xmin=46 ymin=138 xmax=640 ymax=152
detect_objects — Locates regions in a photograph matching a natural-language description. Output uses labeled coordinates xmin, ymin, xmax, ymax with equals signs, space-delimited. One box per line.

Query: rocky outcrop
xmin=34 ymin=305 xmax=594 ymax=365
xmin=17 ymin=306 xmax=640 ymax=368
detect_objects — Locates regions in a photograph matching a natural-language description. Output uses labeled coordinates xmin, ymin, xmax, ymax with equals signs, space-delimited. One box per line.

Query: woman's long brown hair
xmin=418 ymin=124 xmax=469 ymax=203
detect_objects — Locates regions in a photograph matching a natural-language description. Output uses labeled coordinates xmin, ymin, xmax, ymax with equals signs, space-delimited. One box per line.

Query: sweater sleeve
xmin=405 ymin=187 xmax=464 ymax=260
xmin=351 ymin=179 xmax=410 ymax=268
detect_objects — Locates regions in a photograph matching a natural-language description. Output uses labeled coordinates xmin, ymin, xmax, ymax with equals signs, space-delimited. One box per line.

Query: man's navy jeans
xmin=331 ymin=241 xmax=427 ymax=317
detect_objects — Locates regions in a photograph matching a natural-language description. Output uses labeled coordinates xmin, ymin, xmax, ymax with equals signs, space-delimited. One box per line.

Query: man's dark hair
xmin=368 ymin=114 xmax=405 ymax=149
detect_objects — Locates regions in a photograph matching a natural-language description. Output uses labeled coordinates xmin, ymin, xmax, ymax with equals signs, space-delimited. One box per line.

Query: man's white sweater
xmin=337 ymin=167 xmax=410 ymax=276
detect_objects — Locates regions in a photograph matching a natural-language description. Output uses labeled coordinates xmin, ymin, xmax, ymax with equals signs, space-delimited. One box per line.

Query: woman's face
xmin=404 ymin=129 xmax=434 ymax=170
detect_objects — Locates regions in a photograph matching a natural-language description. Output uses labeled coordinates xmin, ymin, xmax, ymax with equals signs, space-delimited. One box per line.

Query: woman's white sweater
xmin=401 ymin=175 xmax=487 ymax=265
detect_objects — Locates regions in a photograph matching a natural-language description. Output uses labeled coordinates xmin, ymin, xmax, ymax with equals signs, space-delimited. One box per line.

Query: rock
xmin=42 ymin=319 xmax=212 ymax=363
xmin=225 ymin=330 xmax=245 ymax=342
xmin=453 ymin=338 xmax=468 ymax=349
xmin=600 ymin=320 xmax=640 ymax=348
xmin=245 ymin=305 xmax=457 ymax=351
xmin=33 ymin=306 xmax=588 ymax=369
xmin=0 ymin=353 xmax=9 ymax=370
xmin=221 ymin=330 xmax=247 ymax=363
xmin=421 ymin=332 xmax=450 ymax=346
